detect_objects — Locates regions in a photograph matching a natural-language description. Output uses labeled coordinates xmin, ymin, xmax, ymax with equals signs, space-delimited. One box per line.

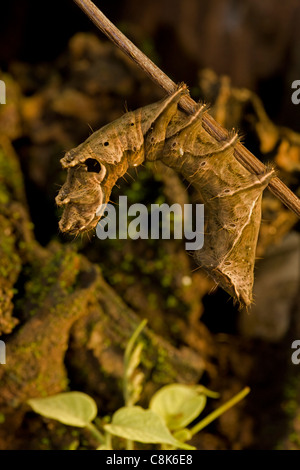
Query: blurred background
xmin=0 ymin=0 xmax=299 ymax=450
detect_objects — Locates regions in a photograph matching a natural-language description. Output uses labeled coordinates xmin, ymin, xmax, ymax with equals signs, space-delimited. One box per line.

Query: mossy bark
xmin=0 ymin=141 xmax=204 ymax=448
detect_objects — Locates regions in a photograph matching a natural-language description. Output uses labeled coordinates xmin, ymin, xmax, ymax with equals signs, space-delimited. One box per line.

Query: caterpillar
xmin=56 ymin=84 xmax=274 ymax=307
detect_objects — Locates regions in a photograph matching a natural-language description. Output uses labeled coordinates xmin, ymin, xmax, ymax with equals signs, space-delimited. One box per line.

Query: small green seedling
xmin=27 ymin=320 xmax=250 ymax=450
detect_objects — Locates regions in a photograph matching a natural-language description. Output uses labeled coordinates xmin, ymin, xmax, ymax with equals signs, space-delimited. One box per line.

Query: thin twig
xmin=73 ymin=0 xmax=300 ymax=218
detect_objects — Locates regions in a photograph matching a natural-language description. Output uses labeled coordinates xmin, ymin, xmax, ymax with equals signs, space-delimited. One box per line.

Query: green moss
xmin=41 ymin=437 xmax=50 ymax=446
xmin=147 ymin=293 xmax=158 ymax=308
xmin=55 ymin=426 xmax=67 ymax=438
xmin=0 ymin=218 xmax=21 ymax=279
xmin=0 ymin=145 xmax=25 ymax=202
xmin=152 ymin=347 xmax=175 ymax=384
xmin=21 ymin=246 xmax=82 ymax=317
xmin=0 ymin=192 xmax=9 ymax=205
xmin=166 ymin=295 xmax=178 ymax=308
xmin=289 ymin=433 xmax=300 ymax=446
xmin=161 ymin=275 xmax=172 ymax=288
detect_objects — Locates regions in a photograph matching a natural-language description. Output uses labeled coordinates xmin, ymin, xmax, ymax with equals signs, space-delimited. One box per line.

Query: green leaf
xmin=149 ymin=384 xmax=207 ymax=430
xmin=27 ymin=392 xmax=98 ymax=427
xmin=173 ymin=428 xmax=193 ymax=442
xmin=104 ymin=406 xmax=195 ymax=450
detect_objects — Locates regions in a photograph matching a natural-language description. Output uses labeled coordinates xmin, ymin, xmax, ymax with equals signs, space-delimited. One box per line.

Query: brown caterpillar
xmin=56 ymin=84 xmax=274 ymax=307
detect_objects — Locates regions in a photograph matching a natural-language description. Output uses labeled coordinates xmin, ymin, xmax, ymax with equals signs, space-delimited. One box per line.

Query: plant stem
xmin=189 ymin=387 xmax=251 ymax=436
xmin=123 ymin=319 xmax=147 ymax=406
xmin=73 ymin=0 xmax=300 ymax=218
xmin=123 ymin=320 xmax=147 ymax=451
xmin=124 ymin=319 xmax=148 ymax=369
xmin=126 ymin=439 xmax=134 ymax=451
xmin=86 ymin=422 xmax=106 ymax=445
xmin=104 ymin=431 xmax=113 ymax=450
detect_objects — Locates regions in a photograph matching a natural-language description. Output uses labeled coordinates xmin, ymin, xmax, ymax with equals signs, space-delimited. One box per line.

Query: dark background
xmin=1 ymin=0 xmax=300 ymax=129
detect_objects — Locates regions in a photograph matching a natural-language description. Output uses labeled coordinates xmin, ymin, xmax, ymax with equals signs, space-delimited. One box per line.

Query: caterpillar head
xmin=56 ymin=143 xmax=128 ymax=235
xmin=55 ymin=160 xmax=106 ymax=235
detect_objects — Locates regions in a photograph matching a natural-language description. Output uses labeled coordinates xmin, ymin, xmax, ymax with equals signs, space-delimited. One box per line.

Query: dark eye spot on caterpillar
xmin=56 ymin=84 xmax=274 ymax=308
xmin=85 ymin=158 xmax=102 ymax=173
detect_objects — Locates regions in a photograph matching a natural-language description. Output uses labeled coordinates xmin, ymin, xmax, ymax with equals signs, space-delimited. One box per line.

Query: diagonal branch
xmin=72 ymin=0 xmax=300 ymax=218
